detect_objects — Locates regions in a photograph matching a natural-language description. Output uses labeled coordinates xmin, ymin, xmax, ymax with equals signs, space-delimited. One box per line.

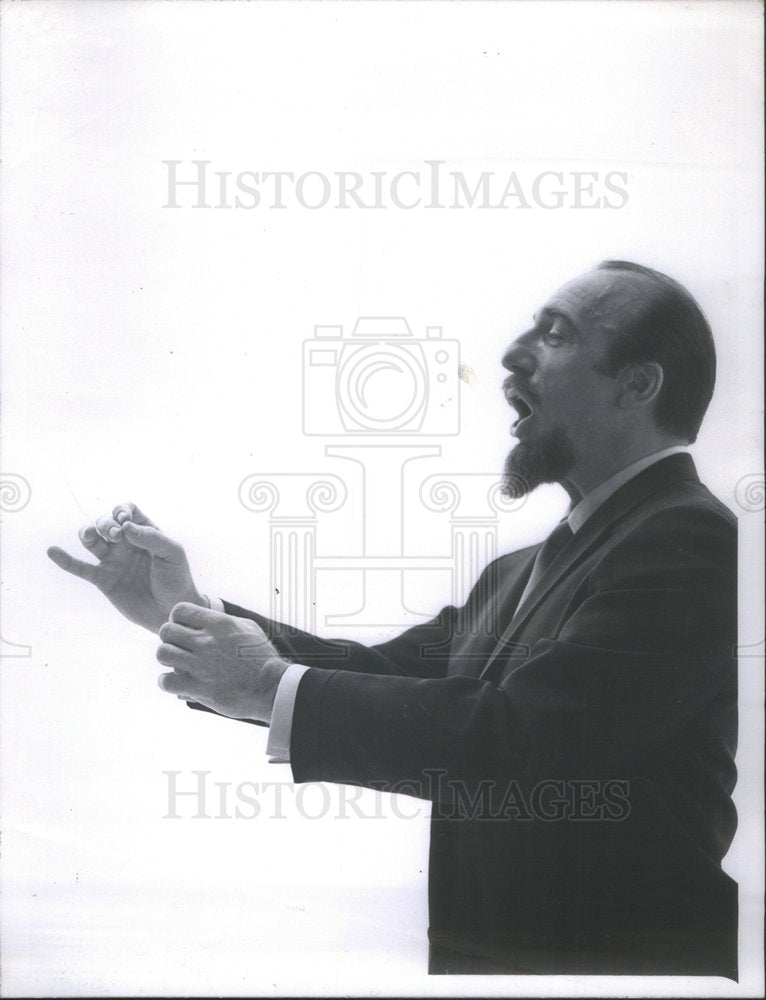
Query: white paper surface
xmin=1 ymin=1 xmax=763 ymax=996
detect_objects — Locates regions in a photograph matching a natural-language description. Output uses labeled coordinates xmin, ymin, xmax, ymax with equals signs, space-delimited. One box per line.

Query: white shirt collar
xmin=567 ymin=445 xmax=690 ymax=534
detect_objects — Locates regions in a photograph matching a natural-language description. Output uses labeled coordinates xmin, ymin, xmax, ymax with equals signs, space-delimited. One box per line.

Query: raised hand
xmin=47 ymin=502 xmax=207 ymax=633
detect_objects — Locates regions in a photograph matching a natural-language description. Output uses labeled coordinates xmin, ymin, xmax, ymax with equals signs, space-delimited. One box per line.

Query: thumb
xmin=46 ymin=545 xmax=99 ymax=584
xmin=122 ymin=521 xmax=183 ymax=561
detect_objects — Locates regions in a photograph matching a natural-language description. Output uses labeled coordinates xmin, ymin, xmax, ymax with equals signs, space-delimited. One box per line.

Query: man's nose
xmin=502 ymin=331 xmax=536 ymax=374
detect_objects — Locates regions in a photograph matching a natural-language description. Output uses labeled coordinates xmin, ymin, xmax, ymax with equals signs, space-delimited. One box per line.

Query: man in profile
xmin=49 ymin=261 xmax=738 ymax=978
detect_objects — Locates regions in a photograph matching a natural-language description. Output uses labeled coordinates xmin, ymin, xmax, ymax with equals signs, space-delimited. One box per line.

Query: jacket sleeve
xmin=186 ymin=603 xmax=457 ymax=724
xmin=288 ymin=505 xmax=737 ymax=797
xmin=220 ymin=551 xmax=515 ymax=680
xmin=188 ymin=553 xmax=526 ymax=724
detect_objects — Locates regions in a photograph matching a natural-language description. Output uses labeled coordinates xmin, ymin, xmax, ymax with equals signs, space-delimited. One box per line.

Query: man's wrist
xmin=265 ymin=663 xmax=310 ymax=763
xmin=258 ymin=656 xmax=291 ymax=721
xmin=151 ymin=591 xmax=210 ymax=634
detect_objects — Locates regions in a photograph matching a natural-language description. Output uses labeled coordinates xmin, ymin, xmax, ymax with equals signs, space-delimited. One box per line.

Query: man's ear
xmin=617 ymin=361 xmax=664 ymax=409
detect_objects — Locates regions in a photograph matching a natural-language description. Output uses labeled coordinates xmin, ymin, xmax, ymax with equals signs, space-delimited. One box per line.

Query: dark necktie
xmin=517 ymin=518 xmax=574 ymax=610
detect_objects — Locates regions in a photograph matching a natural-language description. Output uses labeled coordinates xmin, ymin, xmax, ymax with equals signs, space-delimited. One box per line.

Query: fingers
xmin=121 ymin=521 xmax=181 ymax=560
xmin=157 ymin=643 xmax=194 ymax=698
xmin=156 ymin=641 xmax=192 ymax=669
xmin=73 ymin=503 xmax=157 ymax=553
xmin=113 ymin=502 xmax=157 ymax=529
xmin=158 ymin=620 xmax=199 ymax=652
xmin=170 ymin=601 xmax=223 ymax=628
xmin=47 ymin=545 xmax=99 ymax=584
xmin=78 ymin=525 xmax=111 ymax=559
xmin=95 ymin=515 xmax=123 ymax=543
xmin=157 ymin=670 xmax=194 ymax=697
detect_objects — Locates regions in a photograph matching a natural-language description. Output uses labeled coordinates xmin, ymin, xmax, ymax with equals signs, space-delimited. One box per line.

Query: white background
xmin=1 ymin=1 xmax=763 ymax=996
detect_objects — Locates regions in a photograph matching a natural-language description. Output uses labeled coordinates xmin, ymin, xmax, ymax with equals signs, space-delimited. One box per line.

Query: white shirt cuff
xmin=265 ymin=663 xmax=311 ymax=763
xmin=204 ymin=595 xmax=225 ymax=612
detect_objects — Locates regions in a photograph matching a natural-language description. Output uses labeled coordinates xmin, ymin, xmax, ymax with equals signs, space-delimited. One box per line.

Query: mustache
xmin=502 ymin=375 xmax=538 ymax=404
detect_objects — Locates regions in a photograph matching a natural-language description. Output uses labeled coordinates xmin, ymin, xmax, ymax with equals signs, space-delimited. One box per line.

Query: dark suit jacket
xmin=219 ymin=454 xmax=738 ymax=978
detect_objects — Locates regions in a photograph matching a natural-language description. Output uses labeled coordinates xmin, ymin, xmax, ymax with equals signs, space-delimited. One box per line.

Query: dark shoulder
xmin=635 ymin=477 xmax=737 ymax=540
xmin=673 ymin=478 xmax=737 ymax=528
xmin=596 ymin=478 xmax=737 ymax=590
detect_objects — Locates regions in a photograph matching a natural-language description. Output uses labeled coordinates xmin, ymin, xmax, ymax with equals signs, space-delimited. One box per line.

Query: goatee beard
xmin=501 ymin=428 xmax=575 ymax=499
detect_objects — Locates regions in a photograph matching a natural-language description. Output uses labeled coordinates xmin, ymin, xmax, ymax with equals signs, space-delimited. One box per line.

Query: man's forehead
xmin=541 ymin=269 xmax=655 ymax=332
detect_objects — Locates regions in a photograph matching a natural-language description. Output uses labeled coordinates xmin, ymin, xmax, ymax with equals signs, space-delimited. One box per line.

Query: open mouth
xmin=509 ymin=395 xmax=534 ymax=433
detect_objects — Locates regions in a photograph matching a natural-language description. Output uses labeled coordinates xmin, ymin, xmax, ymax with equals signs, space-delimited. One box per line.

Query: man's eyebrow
xmin=533 ymin=307 xmax=580 ymax=334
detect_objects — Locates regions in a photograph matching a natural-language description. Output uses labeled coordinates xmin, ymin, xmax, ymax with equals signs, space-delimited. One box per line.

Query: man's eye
xmin=543 ymin=329 xmax=566 ymax=346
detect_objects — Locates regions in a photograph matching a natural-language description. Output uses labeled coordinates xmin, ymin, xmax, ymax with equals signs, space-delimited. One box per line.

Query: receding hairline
xmin=544 ymin=267 xmax=667 ymax=337
xmin=594 ymin=259 xmax=697 ymax=313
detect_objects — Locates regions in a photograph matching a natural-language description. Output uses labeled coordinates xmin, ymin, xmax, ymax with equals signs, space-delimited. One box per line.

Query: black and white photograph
xmin=0 ymin=1 xmax=763 ymax=996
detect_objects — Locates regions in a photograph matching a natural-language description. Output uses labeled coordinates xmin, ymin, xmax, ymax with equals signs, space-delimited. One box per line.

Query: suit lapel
xmin=478 ymin=454 xmax=700 ymax=679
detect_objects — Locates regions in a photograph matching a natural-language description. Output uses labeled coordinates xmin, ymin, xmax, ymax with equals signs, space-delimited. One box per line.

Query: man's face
xmin=500 ymin=269 xmax=647 ymax=498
